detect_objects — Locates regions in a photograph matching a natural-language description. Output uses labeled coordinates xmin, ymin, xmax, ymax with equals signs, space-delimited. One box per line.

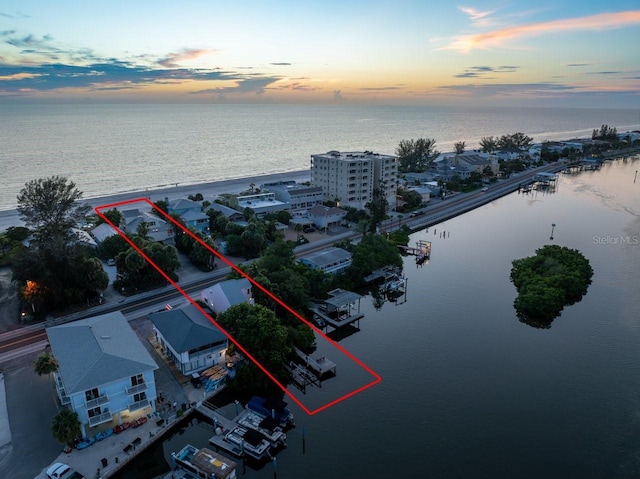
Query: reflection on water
xmin=117 ymin=157 xmax=640 ymax=479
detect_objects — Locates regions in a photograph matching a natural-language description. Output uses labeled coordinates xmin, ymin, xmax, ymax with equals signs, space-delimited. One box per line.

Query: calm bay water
xmin=115 ymin=158 xmax=640 ymax=479
xmin=1 ymin=104 xmax=639 ymax=211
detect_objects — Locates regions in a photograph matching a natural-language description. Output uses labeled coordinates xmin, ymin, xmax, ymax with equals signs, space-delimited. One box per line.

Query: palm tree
xmin=294 ymin=223 xmax=303 ymax=241
xmin=34 ymin=352 xmax=58 ymax=376
xmin=51 ymin=408 xmax=81 ymax=446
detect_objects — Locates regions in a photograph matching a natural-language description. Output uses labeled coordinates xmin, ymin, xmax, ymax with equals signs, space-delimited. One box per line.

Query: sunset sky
xmin=1 ymin=1 xmax=639 ymax=107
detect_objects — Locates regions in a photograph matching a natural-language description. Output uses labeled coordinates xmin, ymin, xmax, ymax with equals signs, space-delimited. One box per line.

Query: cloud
xmin=567 ymin=63 xmax=591 ymax=67
xmin=0 ymin=11 xmax=31 ymax=19
xmin=270 ymin=62 xmax=292 ymax=66
xmin=189 ymin=76 xmax=281 ymax=97
xmin=438 ymin=82 xmax=577 ymax=98
xmin=157 ymin=48 xmax=216 ymax=68
xmin=443 ymin=10 xmax=640 ymax=53
xmin=454 ymin=65 xmax=519 ymax=78
xmin=359 ymin=86 xmax=403 ymax=91
xmin=458 ymin=6 xmax=497 ymax=27
xmin=586 ymin=71 xmax=621 ymax=75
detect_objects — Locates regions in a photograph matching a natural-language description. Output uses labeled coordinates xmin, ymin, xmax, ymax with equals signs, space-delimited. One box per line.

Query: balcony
xmin=88 ymin=409 xmax=112 ymax=427
xmin=86 ymin=394 xmax=109 ymax=410
xmin=126 ymin=383 xmax=148 ymax=396
xmin=129 ymin=398 xmax=150 ymax=412
xmin=53 ymin=372 xmax=71 ymax=406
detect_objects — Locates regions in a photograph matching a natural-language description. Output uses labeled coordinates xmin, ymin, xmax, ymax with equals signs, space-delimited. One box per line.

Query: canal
xmin=115 ymin=158 xmax=640 ymax=479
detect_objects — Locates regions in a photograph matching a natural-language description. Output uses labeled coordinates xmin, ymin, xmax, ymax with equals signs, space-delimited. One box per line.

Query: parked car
xmin=106 ymin=258 xmax=116 ymax=266
xmin=46 ymin=463 xmax=84 ymax=479
xmin=303 ymin=226 xmax=316 ymax=233
xmin=481 ymin=187 xmax=489 ymax=192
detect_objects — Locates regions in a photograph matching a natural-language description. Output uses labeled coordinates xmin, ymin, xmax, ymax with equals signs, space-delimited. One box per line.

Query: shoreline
xmin=0 ymin=169 xmax=311 ymax=230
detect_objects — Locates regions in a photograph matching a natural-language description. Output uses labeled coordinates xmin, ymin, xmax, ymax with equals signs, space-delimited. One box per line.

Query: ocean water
xmin=1 ymin=103 xmax=639 ymax=211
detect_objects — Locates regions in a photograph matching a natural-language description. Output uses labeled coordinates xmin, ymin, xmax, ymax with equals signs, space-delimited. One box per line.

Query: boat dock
xmin=309 ymin=288 xmax=364 ymax=330
xmin=398 ymin=239 xmax=431 ymax=264
xmin=293 ymin=346 xmax=336 ymax=377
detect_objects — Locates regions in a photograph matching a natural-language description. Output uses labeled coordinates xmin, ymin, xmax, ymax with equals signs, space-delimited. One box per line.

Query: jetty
xmin=398 ymin=239 xmax=431 ymax=264
xmin=293 ymin=346 xmax=336 ymax=377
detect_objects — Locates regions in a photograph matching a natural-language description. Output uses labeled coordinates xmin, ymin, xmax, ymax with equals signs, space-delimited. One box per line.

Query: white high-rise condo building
xmin=310 ymin=151 xmax=397 ymax=210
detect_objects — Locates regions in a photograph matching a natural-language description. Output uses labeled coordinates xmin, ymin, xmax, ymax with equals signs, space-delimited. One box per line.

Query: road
xmin=0 ymin=162 xmax=565 ymax=363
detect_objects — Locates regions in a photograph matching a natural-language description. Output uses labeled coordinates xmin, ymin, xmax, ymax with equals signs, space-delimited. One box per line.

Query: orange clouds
xmin=445 ymin=10 xmax=640 ymax=53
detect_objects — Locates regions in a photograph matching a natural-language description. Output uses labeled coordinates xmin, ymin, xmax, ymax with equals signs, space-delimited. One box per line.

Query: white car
xmin=47 ymin=463 xmax=70 ymax=479
xmin=46 ymin=462 xmax=84 ymax=479
xmin=481 ymin=187 xmax=488 ymax=192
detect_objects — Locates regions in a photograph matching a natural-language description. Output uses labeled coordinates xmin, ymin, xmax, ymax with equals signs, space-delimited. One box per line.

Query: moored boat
xmin=172 ymin=443 xmax=237 ymax=479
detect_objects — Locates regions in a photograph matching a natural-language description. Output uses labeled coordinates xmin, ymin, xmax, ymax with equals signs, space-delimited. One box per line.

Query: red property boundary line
xmin=95 ymin=197 xmax=381 ymax=415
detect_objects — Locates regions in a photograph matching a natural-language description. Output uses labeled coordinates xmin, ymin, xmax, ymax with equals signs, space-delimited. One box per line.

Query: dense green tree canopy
xmin=510 ymin=245 xmax=593 ymax=325
xmin=396 ymin=138 xmax=439 ymax=172
xmin=17 ymin=176 xmax=91 ymax=245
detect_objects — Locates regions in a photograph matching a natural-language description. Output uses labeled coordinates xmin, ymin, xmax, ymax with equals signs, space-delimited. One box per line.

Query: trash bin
xmin=101 ymin=458 xmax=108 ymax=467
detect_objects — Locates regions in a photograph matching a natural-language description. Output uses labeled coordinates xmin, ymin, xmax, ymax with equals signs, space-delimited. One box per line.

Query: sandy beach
xmin=0 ymin=169 xmax=311 ymax=230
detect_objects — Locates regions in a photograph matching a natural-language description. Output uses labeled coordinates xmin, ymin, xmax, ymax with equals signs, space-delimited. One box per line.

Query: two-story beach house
xmin=261 ymin=181 xmax=324 ymax=217
xmin=149 ymin=304 xmax=229 ymax=375
xmin=46 ymin=312 xmax=158 ymax=438
xmin=121 ymin=208 xmax=174 ymax=244
xmin=299 ymin=247 xmax=352 ymax=274
xmin=167 ymin=198 xmax=210 ymax=234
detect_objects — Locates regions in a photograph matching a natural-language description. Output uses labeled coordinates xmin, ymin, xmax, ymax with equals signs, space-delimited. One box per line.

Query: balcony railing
xmin=128 ymin=398 xmax=150 ymax=412
xmin=53 ymin=373 xmax=71 ymax=405
xmin=86 ymin=394 xmax=109 ymax=409
xmin=88 ymin=409 xmax=112 ymax=427
xmin=126 ymin=383 xmax=148 ymax=396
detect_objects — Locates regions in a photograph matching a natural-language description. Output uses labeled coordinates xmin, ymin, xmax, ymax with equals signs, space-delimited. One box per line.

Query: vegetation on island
xmin=510 ymin=245 xmax=594 ymax=326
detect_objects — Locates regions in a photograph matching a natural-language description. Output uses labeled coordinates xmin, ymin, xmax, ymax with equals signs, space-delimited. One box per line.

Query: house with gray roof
xmin=149 ymin=304 xmax=229 ymax=375
xmin=168 ymin=198 xmax=209 ymax=233
xmin=46 ymin=311 xmax=158 ymax=437
xmin=200 ymin=278 xmax=254 ymax=315
xmin=299 ymin=247 xmax=352 ymax=274
xmin=308 ymin=204 xmax=347 ymax=229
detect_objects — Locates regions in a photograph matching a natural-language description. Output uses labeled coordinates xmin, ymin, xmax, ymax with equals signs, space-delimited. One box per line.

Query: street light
xmin=550 ymin=223 xmax=556 ymax=240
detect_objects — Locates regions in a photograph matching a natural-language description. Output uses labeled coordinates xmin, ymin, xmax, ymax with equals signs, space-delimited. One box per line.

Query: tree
xmin=34 ymin=352 xmax=58 ymax=375
xmin=365 ymin=181 xmax=389 ymax=233
xmin=396 ymin=138 xmax=439 ymax=172
xmin=510 ymin=245 xmax=594 ymax=324
xmin=97 ymin=208 xmax=122 ymax=227
xmin=454 ymin=141 xmax=466 ymax=154
xmin=479 ymin=136 xmax=498 ymax=153
xmin=17 ymin=176 xmax=91 ymax=245
xmin=51 ymin=408 xmax=81 ymax=446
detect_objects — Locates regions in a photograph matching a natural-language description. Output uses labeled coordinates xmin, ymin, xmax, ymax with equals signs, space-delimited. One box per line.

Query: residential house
xmin=299 ymin=247 xmax=352 ymax=274
xmin=207 ymin=202 xmax=245 ymax=222
xmin=261 ymin=181 xmax=324 ymax=217
xmin=149 ymin=304 xmax=228 ymax=376
xmin=121 ymin=208 xmax=174 ymax=244
xmin=168 ymin=198 xmax=209 ymax=233
xmin=46 ymin=311 xmax=158 ymax=437
xmin=454 ymin=152 xmax=499 ymax=176
xmin=200 ymin=278 xmax=254 ymax=315
xmin=90 ymin=222 xmax=119 ymax=245
xmin=308 ymin=204 xmax=347 ymax=230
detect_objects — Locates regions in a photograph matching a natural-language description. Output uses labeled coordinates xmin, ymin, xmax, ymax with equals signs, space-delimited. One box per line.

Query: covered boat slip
xmin=310 ymin=288 xmax=364 ymax=330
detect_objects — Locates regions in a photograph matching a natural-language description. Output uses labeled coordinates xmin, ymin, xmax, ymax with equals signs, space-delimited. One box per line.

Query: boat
xmin=235 ymin=410 xmax=287 ymax=447
xmin=222 ymin=426 xmax=271 ymax=460
xmin=172 ymin=443 xmax=237 ymax=479
xmin=246 ymin=396 xmax=294 ymax=428
xmin=95 ymin=428 xmax=113 ymax=441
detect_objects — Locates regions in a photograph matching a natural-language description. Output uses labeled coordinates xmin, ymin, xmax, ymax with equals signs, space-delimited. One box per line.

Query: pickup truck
xmin=46 ymin=462 xmax=85 ymax=479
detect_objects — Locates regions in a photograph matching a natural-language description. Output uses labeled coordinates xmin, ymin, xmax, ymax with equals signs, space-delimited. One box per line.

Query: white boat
xmin=235 ymin=410 xmax=287 ymax=447
xmin=172 ymin=444 xmax=237 ymax=479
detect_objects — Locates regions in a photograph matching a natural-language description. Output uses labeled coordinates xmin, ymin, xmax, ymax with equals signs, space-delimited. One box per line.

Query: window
xmin=131 ymin=374 xmax=144 ymax=386
xmin=88 ymin=406 xmax=103 ymax=418
xmin=85 ymin=388 xmax=99 ymax=401
xmin=133 ymin=391 xmax=147 ymax=403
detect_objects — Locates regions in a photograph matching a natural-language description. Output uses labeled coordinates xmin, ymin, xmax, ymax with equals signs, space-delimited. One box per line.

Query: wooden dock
xmin=293 ymin=346 xmax=336 ymax=376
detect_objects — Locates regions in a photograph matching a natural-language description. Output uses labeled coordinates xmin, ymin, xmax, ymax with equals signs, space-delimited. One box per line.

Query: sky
xmin=0 ymin=1 xmax=639 ymax=108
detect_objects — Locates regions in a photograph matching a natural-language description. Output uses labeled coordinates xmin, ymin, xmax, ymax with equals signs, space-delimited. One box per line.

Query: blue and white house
xmin=46 ymin=312 xmax=158 ymax=437
xmin=149 ymin=304 xmax=229 ymax=375
xmin=168 ymin=198 xmax=210 ymax=233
